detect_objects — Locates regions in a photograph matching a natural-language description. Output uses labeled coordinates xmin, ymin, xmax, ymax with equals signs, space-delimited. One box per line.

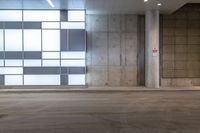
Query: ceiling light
xmin=144 ymin=0 xmax=148 ymax=2
xmin=157 ymin=3 xmax=162 ymax=6
xmin=47 ymin=0 xmax=55 ymax=8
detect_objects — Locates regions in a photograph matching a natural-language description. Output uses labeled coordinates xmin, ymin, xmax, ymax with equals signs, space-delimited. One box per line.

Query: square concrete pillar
xmin=145 ymin=10 xmax=160 ymax=88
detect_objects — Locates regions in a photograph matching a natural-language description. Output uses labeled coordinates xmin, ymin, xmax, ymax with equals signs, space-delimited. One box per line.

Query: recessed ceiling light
xmin=157 ymin=3 xmax=162 ymax=6
xmin=144 ymin=0 xmax=148 ymax=2
xmin=46 ymin=0 xmax=55 ymax=8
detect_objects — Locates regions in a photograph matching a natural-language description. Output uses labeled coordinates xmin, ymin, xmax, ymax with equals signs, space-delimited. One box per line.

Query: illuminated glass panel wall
xmin=0 ymin=10 xmax=86 ymax=86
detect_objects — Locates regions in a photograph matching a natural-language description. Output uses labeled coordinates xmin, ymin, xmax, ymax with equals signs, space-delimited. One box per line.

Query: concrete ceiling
xmin=86 ymin=0 xmax=200 ymax=14
xmin=0 ymin=0 xmax=199 ymax=14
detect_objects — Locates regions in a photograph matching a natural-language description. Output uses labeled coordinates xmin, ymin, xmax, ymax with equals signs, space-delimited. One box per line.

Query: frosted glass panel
xmin=24 ymin=30 xmax=41 ymax=51
xmin=0 ymin=10 xmax=86 ymax=86
xmin=61 ymin=22 xmax=85 ymax=29
xmin=42 ymin=22 xmax=60 ymax=29
xmin=0 ymin=10 xmax=22 ymax=21
xmin=68 ymin=11 xmax=85 ymax=21
xmin=24 ymin=75 xmax=60 ymax=85
xmin=42 ymin=52 xmax=60 ymax=59
xmin=5 ymin=30 xmax=22 ymax=51
xmin=43 ymin=60 xmax=60 ymax=66
xmin=68 ymin=74 xmax=85 ymax=85
xmin=24 ymin=11 xmax=60 ymax=21
xmin=61 ymin=52 xmax=85 ymax=59
xmin=42 ymin=30 xmax=60 ymax=51
xmin=0 ymin=67 xmax=23 ymax=74
xmin=24 ymin=60 xmax=41 ymax=67
xmin=5 ymin=75 xmax=23 ymax=85
xmin=61 ymin=60 xmax=85 ymax=67
xmin=5 ymin=60 xmax=23 ymax=66
xmin=0 ymin=60 xmax=4 ymax=66
xmin=0 ymin=30 xmax=3 ymax=51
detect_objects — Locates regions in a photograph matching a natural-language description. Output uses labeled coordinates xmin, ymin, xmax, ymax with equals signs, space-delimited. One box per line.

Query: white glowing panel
xmin=5 ymin=60 xmax=23 ymax=66
xmin=5 ymin=75 xmax=23 ymax=85
xmin=24 ymin=30 xmax=41 ymax=51
xmin=61 ymin=22 xmax=85 ymax=29
xmin=42 ymin=30 xmax=60 ymax=51
xmin=42 ymin=52 xmax=60 ymax=59
xmin=0 ymin=10 xmax=22 ymax=21
xmin=0 ymin=60 xmax=4 ymax=66
xmin=61 ymin=52 xmax=85 ymax=59
xmin=24 ymin=75 xmax=60 ymax=85
xmin=68 ymin=74 xmax=85 ymax=85
xmin=0 ymin=67 xmax=23 ymax=74
xmin=68 ymin=11 xmax=85 ymax=21
xmin=61 ymin=60 xmax=85 ymax=67
xmin=24 ymin=11 xmax=60 ymax=21
xmin=5 ymin=30 xmax=22 ymax=51
xmin=24 ymin=60 xmax=41 ymax=67
xmin=42 ymin=22 xmax=60 ymax=29
xmin=42 ymin=60 xmax=60 ymax=66
xmin=0 ymin=30 xmax=3 ymax=51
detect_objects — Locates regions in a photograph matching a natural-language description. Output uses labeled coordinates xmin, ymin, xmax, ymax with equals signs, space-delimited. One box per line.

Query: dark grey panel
xmin=5 ymin=22 xmax=22 ymax=29
xmin=69 ymin=29 xmax=86 ymax=51
xmin=60 ymin=10 xmax=68 ymax=21
xmin=24 ymin=52 xmax=41 ymax=59
xmin=69 ymin=67 xmax=85 ymax=74
xmin=0 ymin=52 xmax=4 ymax=59
xmin=5 ymin=52 xmax=22 ymax=59
xmin=0 ymin=22 xmax=3 ymax=29
xmin=23 ymin=22 xmax=41 ymax=29
xmin=61 ymin=75 xmax=68 ymax=85
xmin=61 ymin=30 xmax=68 ymax=51
xmin=61 ymin=67 xmax=68 ymax=74
xmin=0 ymin=75 xmax=4 ymax=85
xmin=24 ymin=67 xmax=60 ymax=74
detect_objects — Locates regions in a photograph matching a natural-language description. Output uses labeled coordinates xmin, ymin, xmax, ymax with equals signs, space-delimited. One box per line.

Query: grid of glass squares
xmin=0 ymin=10 xmax=86 ymax=86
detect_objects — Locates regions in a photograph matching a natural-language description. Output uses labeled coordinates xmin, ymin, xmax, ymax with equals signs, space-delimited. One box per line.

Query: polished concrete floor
xmin=0 ymin=90 xmax=200 ymax=133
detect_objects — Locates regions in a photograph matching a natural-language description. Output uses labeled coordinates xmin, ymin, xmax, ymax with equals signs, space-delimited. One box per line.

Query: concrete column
xmin=145 ymin=10 xmax=160 ymax=88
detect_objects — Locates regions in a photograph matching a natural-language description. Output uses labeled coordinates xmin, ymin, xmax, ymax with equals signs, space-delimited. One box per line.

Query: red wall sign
xmin=152 ymin=47 xmax=158 ymax=57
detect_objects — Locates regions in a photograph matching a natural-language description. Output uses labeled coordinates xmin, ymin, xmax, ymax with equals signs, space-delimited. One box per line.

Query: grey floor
xmin=0 ymin=90 xmax=200 ymax=133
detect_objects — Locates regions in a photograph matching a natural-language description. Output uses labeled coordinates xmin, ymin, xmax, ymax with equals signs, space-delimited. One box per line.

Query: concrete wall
xmin=86 ymin=15 xmax=142 ymax=86
xmin=161 ymin=4 xmax=200 ymax=86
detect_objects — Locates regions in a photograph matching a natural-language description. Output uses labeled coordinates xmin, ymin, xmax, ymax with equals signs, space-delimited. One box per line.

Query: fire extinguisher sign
xmin=152 ymin=47 xmax=158 ymax=57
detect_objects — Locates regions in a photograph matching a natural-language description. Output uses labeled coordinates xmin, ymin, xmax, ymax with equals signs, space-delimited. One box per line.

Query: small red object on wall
xmin=152 ymin=47 xmax=158 ymax=57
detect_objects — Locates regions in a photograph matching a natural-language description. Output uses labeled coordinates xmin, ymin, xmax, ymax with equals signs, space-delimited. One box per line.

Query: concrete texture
xmin=161 ymin=4 xmax=200 ymax=86
xmin=1 ymin=90 xmax=200 ymax=133
xmin=145 ymin=10 xmax=160 ymax=88
xmin=161 ymin=78 xmax=200 ymax=87
xmin=86 ymin=15 xmax=138 ymax=86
